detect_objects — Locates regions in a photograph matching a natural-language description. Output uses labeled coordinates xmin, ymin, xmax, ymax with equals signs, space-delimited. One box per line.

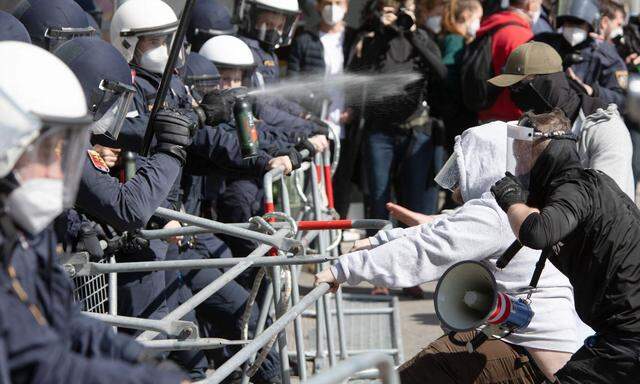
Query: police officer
xmin=0 ymin=40 xmax=188 ymax=384
xmin=13 ymin=0 xmax=96 ymax=51
xmin=187 ymin=0 xmax=237 ymax=52
xmin=534 ymin=0 xmax=628 ymax=108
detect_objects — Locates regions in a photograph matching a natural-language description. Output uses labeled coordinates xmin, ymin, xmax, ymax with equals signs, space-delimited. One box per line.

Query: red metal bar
xmin=323 ymin=164 xmax=335 ymax=210
xmin=297 ymin=220 xmax=354 ymax=230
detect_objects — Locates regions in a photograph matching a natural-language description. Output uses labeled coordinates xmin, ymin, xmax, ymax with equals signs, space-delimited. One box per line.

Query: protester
xmin=316 ymin=123 xmax=592 ymax=382
xmin=489 ymin=41 xmax=635 ymax=199
xmin=491 ymin=109 xmax=640 ymax=383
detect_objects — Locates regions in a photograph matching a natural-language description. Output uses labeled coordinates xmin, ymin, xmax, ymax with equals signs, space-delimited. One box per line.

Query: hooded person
xmin=491 ymin=109 xmax=640 ymax=383
xmin=489 ymin=41 xmax=635 ymax=200
xmin=315 ymin=122 xmax=593 ymax=383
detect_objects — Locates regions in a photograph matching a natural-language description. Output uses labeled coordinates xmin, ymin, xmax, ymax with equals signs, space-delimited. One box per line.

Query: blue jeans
xmin=365 ymin=129 xmax=440 ymax=225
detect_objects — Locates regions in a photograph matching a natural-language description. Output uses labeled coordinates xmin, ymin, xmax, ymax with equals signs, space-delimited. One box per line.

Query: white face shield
xmin=506 ymin=123 xmax=536 ymax=191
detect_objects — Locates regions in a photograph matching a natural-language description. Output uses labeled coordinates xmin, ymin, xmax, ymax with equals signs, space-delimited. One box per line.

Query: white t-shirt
xmin=320 ymin=28 xmax=346 ymax=139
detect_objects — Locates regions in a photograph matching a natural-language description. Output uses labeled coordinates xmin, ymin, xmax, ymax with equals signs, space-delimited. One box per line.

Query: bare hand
xmin=308 ymin=135 xmax=330 ymax=152
xmin=93 ymin=145 xmax=121 ymax=168
xmin=268 ymin=156 xmax=294 ymax=174
xmin=386 ymin=202 xmax=434 ymax=226
xmin=626 ymin=53 xmax=640 ymax=66
xmin=380 ymin=7 xmax=397 ymax=26
xmin=314 ymin=268 xmax=340 ymax=293
xmin=566 ymin=67 xmax=593 ymax=96
xmin=350 ymin=238 xmax=372 ymax=252
xmin=163 ymin=220 xmax=183 ymax=245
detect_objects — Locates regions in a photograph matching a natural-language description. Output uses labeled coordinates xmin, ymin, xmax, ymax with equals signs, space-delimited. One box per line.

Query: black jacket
xmin=287 ymin=25 xmax=359 ymax=76
xmin=519 ymin=139 xmax=640 ymax=335
xmin=357 ymin=26 xmax=446 ymax=129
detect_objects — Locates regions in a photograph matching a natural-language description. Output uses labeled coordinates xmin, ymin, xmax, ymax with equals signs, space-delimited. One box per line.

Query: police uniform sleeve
xmin=190 ymin=124 xmax=271 ymax=176
xmin=591 ymin=42 xmax=627 ymax=108
xmin=0 ymin=288 xmax=187 ymax=384
xmin=518 ymin=182 xmax=590 ymax=249
xmin=75 ymin=152 xmax=182 ymax=232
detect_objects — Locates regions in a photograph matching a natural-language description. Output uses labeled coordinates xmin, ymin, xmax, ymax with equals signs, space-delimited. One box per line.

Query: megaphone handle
xmin=496 ymin=241 xmax=523 ymax=269
xmin=528 ymin=251 xmax=549 ymax=289
xmin=466 ymin=332 xmax=489 ymax=353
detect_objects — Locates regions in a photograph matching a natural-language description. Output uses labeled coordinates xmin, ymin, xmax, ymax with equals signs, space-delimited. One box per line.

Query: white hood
xmin=454 ymin=121 xmax=508 ymax=202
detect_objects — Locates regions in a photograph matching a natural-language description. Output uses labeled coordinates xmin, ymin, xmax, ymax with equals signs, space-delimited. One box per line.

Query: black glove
xmin=201 ymin=90 xmax=236 ymax=126
xmin=295 ymin=137 xmax=316 ymax=159
xmin=154 ymin=109 xmax=196 ymax=165
xmin=490 ymin=172 xmax=528 ymax=212
xmin=275 ymin=147 xmax=303 ymax=171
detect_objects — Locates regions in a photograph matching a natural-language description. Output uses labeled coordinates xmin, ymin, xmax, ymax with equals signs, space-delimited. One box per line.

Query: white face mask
xmin=608 ymin=26 xmax=623 ymax=40
xmin=6 ymin=178 xmax=64 ymax=235
xmin=467 ymin=18 xmax=481 ymax=38
xmin=561 ymin=26 xmax=588 ymax=46
xmin=424 ymin=15 xmax=442 ymax=34
xmin=139 ymin=44 xmax=169 ymax=74
xmin=321 ymin=4 xmax=345 ymax=26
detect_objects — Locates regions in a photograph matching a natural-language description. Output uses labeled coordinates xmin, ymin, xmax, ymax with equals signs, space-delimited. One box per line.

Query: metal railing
xmin=68 ymin=144 xmax=401 ymax=384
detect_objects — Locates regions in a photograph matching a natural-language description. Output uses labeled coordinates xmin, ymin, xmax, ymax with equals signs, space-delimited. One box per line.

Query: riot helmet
xmin=199 ymin=35 xmax=256 ymax=89
xmin=54 ymin=37 xmax=136 ymax=142
xmin=0 ymin=42 xmax=92 ymax=233
xmin=187 ymin=0 xmax=237 ymax=52
xmin=13 ymin=0 xmax=96 ymax=51
xmin=110 ymin=0 xmax=185 ymax=74
xmin=234 ymin=0 xmax=300 ymax=50
xmin=0 ymin=10 xmax=30 ymax=43
xmin=184 ymin=52 xmax=221 ymax=99
xmin=555 ymin=0 xmax=600 ymax=31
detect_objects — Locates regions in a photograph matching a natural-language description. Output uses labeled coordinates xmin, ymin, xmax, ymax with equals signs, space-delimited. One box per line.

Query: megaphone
xmin=434 ymin=261 xmax=533 ymax=335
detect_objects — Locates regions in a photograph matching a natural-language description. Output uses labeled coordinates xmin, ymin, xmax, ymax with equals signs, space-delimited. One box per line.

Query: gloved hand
xmin=200 ymin=90 xmax=233 ymax=126
xmin=490 ymin=172 xmax=528 ymax=212
xmin=294 ymin=137 xmax=317 ymax=159
xmin=154 ymin=109 xmax=196 ymax=165
xmin=306 ymin=114 xmax=330 ymax=136
xmin=275 ymin=147 xmax=303 ymax=171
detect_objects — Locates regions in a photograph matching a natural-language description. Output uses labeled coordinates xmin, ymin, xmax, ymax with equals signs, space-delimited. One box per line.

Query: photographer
xmin=491 ymin=110 xmax=640 ymax=383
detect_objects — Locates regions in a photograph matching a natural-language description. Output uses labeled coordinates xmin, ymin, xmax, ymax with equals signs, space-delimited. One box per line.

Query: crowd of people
xmin=0 ymin=0 xmax=640 ymax=383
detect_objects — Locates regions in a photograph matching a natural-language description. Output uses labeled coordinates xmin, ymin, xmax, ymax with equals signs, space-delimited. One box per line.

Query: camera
xmin=395 ymin=8 xmax=414 ymax=31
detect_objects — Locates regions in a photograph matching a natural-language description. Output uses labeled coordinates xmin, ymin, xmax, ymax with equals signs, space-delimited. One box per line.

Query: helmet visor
xmin=44 ymin=26 xmax=96 ymax=52
xmin=89 ymin=79 xmax=136 ymax=141
xmin=14 ymin=116 xmax=91 ymax=208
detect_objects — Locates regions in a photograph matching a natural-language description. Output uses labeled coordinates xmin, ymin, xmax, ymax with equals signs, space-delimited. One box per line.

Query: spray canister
xmin=120 ymin=151 xmax=137 ymax=182
xmin=233 ymin=94 xmax=259 ymax=158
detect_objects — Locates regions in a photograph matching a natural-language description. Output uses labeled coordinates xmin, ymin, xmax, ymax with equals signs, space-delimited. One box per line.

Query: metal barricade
xmin=68 ymin=143 xmax=403 ymax=383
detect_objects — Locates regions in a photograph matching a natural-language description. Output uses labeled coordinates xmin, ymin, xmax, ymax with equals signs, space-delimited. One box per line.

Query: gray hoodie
xmin=572 ymin=104 xmax=634 ymax=200
xmin=332 ymin=122 xmax=593 ymax=352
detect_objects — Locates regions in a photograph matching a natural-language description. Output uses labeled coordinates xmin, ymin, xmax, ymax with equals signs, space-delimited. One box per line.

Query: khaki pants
xmin=399 ymin=331 xmax=547 ymax=384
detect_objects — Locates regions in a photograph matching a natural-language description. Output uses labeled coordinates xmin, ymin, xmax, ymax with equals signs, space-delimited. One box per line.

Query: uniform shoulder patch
xmin=87 ymin=150 xmax=110 ymax=173
xmin=615 ymin=70 xmax=629 ymax=89
xmin=263 ymin=59 xmax=276 ymax=67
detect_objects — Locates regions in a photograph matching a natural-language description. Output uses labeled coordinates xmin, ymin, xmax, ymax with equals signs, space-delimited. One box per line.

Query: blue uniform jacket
xmin=0 ymin=228 xmax=186 ymax=383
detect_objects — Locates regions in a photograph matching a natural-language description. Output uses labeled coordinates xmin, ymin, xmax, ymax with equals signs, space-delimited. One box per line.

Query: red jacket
xmin=476 ymin=10 xmax=533 ymax=122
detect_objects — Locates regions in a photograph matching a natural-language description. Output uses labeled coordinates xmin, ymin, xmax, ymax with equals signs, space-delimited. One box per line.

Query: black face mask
xmin=255 ymin=27 xmax=282 ymax=50
xmin=510 ymin=80 xmax=554 ymax=113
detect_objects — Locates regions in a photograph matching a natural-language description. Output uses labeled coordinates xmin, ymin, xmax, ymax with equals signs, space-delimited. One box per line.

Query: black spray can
xmin=233 ymin=95 xmax=259 ymax=158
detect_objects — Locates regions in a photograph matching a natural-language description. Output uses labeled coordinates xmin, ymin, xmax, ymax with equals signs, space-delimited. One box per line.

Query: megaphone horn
xmin=434 ymin=261 xmax=533 ymax=333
